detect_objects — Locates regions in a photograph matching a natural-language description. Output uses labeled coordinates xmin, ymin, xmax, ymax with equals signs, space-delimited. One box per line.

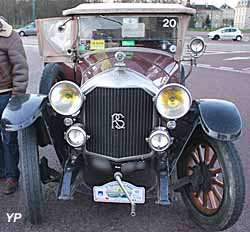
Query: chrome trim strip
xmin=80 ymin=47 xmax=173 ymax=60
xmin=81 ymin=67 xmax=159 ymax=96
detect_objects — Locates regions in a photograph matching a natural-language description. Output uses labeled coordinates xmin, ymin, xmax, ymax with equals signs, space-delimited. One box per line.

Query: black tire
xmin=177 ymin=133 xmax=245 ymax=231
xmin=39 ymin=63 xmax=66 ymax=95
xmin=19 ymin=31 xmax=25 ymax=37
xmin=235 ymin=35 xmax=242 ymax=41
xmin=213 ymin=35 xmax=220 ymax=40
xmin=19 ymin=125 xmax=44 ymax=224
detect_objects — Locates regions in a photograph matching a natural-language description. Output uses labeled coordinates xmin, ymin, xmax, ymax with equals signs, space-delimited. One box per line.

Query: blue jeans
xmin=0 ymin=92 xmax=20 ymax=180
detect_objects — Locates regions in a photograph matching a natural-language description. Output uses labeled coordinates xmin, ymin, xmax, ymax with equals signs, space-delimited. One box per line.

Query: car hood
xmin=78 ymin=48 xmax=180 ymax=85
xmin=208 ymin=31 xmax=217 ymax=36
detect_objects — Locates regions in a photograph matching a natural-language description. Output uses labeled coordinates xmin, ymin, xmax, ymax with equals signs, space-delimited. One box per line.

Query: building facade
xmin=220 ymin=3 xmax=235 ymax=27
xmin=234 ymin=0 xmax=250 ymax=29
xmin=190 ymin=4 xmax=223 ymax=29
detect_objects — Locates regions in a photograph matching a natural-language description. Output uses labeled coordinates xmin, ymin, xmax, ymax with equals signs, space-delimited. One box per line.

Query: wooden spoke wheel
xmin=177 ymin=133 xmax=245 ymax=231
xmin=186 ymin=144 xmax=224 ymax=215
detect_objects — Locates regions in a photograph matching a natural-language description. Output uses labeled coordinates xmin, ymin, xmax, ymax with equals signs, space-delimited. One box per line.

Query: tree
xmin=205 ymin=14 xmax=211 ymax=29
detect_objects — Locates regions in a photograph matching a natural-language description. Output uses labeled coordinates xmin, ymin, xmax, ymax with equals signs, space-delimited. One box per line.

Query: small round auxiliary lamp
xmin=188 ymin=37 xmax=206 ymax=58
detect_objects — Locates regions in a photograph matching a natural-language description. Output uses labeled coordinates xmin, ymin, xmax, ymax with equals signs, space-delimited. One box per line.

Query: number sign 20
xmin=163 ymin=18 xmax=177 ymax=28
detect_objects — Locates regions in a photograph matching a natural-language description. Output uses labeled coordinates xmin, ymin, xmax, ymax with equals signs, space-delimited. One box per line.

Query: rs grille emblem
xmin=111 ymin=113 xmax=125 ymax=130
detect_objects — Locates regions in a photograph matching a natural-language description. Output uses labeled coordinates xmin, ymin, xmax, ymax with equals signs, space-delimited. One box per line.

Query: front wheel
xmin=235 ymin=35 xmax=242 ymax=41
xmin=19 ymin=31 xmax=25 ymax=37
xmin=177 ymin=134 xmax=245 ymax=231
xmin=19 ymin=125 xmax=44 ymax=224
xmin=213 ymin=35 xmax=220 ymax=40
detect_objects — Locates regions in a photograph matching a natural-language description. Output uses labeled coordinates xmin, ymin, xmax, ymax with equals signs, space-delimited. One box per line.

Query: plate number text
xmin=163 ymin=18 xmax=177 ymax=28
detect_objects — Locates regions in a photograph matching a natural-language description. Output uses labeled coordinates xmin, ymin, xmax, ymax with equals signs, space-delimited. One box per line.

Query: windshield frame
xmin=77 ymin=14 xmax=180 ymax=56
xmin=75 ymin=13 xmax=191 ymax=61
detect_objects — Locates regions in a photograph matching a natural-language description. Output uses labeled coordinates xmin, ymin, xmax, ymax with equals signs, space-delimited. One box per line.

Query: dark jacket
xmin=0 ymin=18 xmax=28 ymax=95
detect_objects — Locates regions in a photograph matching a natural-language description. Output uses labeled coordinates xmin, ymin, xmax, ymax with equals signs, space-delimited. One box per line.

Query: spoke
xmin=187 ymin=167 xmax=193 ymax=176
xmin=197 ymin=197 xmax=203 ymax=205
xmin=187 ymin=159 xmax=195 ymax=168
xmin=203 ymin=191 xmax=208 ymax=207
xmin=212 ymin=186 xmax=222 ymax=202
xmin=208 ymin=191 xmax=217 ymax=208
xmin=204 ymin=145 xmax=210 ymax=164
xmin=192 ymin=192 xmax=203 ymax=204
xmin=197 ymin=146 xmax=203 ymax=163
xmin=192 ymin=151 xmax=200 ymax=164
xmin=212 ymin=178 xmax=224 ymax=189
xmin=211 ymin=168 xmax=222 ymax=176
xmin=209 ymin=153 xmax=217 ymax=168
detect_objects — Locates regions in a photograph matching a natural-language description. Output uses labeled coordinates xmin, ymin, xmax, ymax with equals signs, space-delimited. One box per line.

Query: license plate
xmin=93 ymin=181 xmax=145 ymax=204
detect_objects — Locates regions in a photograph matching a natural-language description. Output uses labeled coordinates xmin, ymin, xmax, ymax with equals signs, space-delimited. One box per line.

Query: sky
xmin=191 ymin=0 xmax=239 ymax=8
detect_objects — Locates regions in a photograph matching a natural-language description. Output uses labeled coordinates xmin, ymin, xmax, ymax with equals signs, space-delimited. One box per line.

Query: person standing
xmin=0 ymin=17 xmax=28 ymax=194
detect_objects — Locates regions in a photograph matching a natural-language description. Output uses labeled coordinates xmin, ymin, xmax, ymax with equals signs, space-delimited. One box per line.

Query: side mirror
xmin=188 ymin=37 xmax=206 ymax=58
xmin=58 ymin=25 xmax=66 ymax=33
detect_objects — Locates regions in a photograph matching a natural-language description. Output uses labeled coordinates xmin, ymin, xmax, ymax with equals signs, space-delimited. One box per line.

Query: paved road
xmin=0 ymin=36 xmax=249 ymax=232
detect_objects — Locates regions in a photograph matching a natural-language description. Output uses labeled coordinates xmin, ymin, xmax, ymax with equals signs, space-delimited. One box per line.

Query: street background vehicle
xmin=15 ymin=22 xmax=36 ymax=36
xmin=208 ymin=27 xmax=243 ymax=41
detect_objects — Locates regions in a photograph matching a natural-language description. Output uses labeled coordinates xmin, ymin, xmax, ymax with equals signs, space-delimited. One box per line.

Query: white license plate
xmin=93 ymin=181 xmax=145 ymax=204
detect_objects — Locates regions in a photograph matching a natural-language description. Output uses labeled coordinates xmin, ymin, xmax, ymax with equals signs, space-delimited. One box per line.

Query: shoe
xmin=3 ymin=178 xmax=18 ymax=195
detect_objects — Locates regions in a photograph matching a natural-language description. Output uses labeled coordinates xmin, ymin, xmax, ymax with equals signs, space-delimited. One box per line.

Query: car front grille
xmin=85 ymin=87 xmax=153 ymax=159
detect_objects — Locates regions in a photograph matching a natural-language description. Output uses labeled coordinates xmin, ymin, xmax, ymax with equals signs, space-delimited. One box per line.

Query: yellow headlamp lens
xmin=156 ymin=84 xmax=192 ymax=119
xmin=161 ymin=88 xmax=185 ymax=108
xmin=60 ymin=88 xmax=77 ymax=103
xmin=49 ymin=81 xmax=83 ymax=116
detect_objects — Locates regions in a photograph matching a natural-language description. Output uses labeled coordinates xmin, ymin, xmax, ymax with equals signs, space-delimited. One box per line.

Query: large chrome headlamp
xmin=155 ymin=84 xmax=192 ymax=119
xmin=49 ymin=81 xmax=83 ymax=116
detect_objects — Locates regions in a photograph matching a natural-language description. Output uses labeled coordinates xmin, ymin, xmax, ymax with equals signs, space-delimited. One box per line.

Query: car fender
xmin=198 ymin=99 xmax=242 ymax=141
xmin=1 ymin=94 xmax=47 ymax=132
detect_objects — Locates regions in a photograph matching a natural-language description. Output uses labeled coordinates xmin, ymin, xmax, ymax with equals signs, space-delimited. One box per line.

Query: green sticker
xmin=122 ymin=40 xmax=135 ymax=47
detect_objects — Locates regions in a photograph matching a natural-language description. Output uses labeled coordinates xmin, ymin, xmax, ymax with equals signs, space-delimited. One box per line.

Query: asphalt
xmin=0 ymin=35 xmax=249 ymax=232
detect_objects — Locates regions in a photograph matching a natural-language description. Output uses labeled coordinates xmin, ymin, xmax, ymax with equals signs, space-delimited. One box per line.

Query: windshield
xmin=78 ymin=16 xmax=178 ymax=54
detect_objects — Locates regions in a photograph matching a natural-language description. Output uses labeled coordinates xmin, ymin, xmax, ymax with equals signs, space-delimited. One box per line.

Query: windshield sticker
xmin=122 ymin=40 xmax=135 ymax=47
xmin=125 ymin=52 xmax=134 ymax=59
xmin=90 ymin=40 xmax=105 ymax=50
xmin=79 ymin=44 xmax=85 ymax=53
xmin=162 ymin=18 xmax=177 ymax=28
xmin=123 ymin=17 xmax=139 ymax=29
xmin=122 ymin=23 xmax=145 ymax=38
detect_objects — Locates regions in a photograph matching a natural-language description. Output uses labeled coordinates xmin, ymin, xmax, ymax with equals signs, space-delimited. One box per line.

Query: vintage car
xmin=1 ymin=3 xmax=245 ymax=230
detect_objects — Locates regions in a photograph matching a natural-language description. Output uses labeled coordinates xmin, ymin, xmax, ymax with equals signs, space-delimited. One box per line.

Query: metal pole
xmin=32 ymin=0 xmax=36 ymax=22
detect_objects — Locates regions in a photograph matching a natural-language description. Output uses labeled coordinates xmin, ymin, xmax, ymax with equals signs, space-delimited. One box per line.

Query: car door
xmin=230 ymin=28 xmax=237 ymax=39
xmin=220 ymin=29 xmax=230 ymax=40
xmin=36 ymin=17 xmax=77 ymax=63
xmin=29 ymin=25 xmax=36 ymax=35
xmin=25 ymin=25 xmax=33 ymax=36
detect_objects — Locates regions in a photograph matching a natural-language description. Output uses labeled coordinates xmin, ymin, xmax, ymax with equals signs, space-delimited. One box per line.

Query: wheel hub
xmin=194 ymin=163 xmax=214 ymax=192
